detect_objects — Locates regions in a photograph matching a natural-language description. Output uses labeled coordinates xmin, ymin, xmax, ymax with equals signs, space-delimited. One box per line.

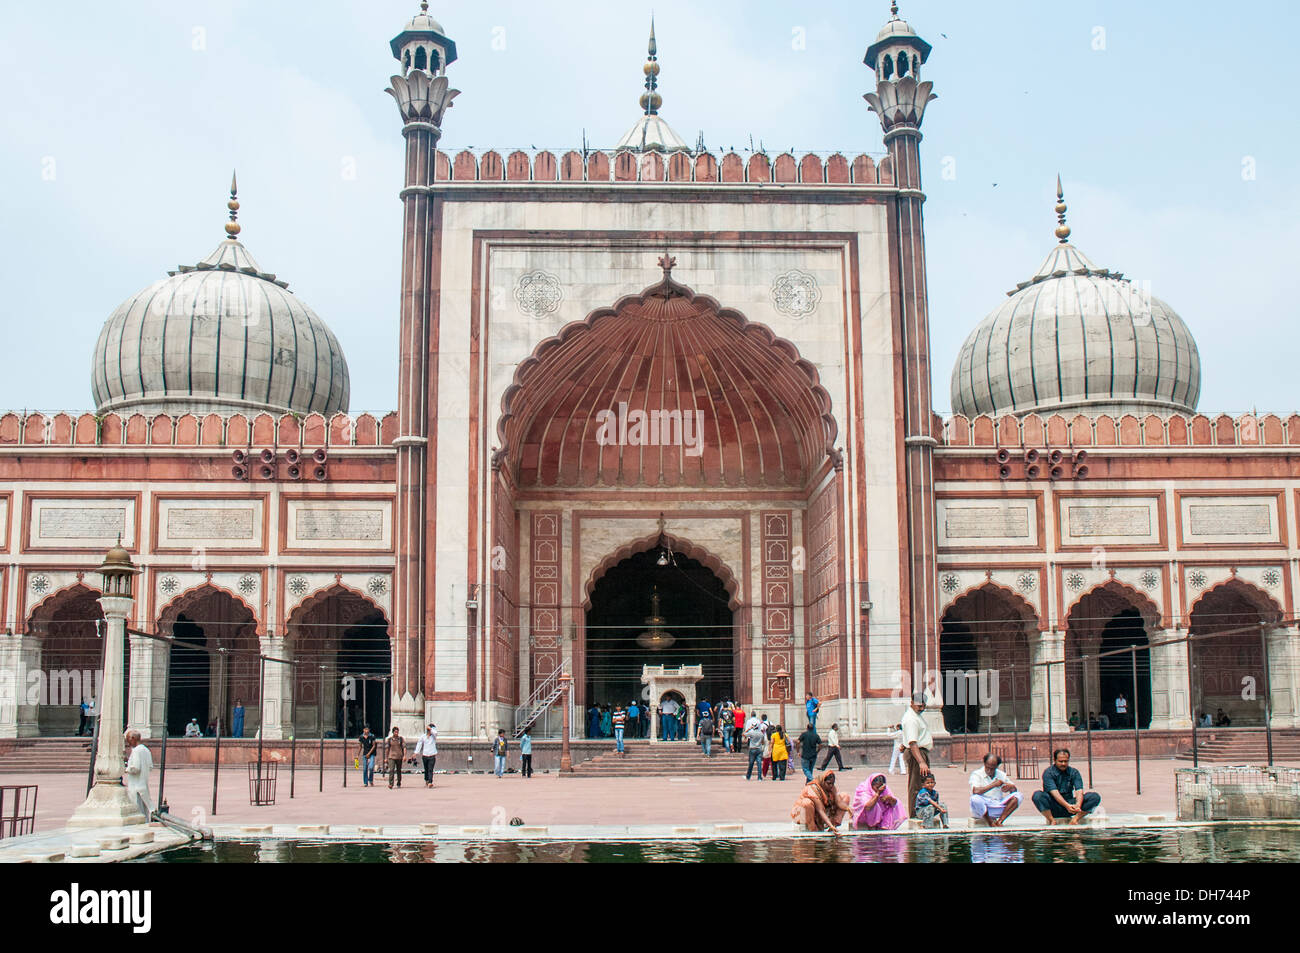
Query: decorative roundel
xmin=1187 ymin=570 xmax=1208 ymax=591
xmin=1016 ymin=572 xmax=1037 ymax=593
xmin=29 ymin=573 xmax=50 ymax=595
xmin=1066 ymin=572 xmax=1085 ymax=592
xmin=367 ymin=575 xmax=389 ymax=597
xmin=941 ymin=574 xmax=960 ymax=595
xmin=159 ymin=575 xmax=179 ymax=595
xmin=770 ymin=270 xmax=821 ymax=318
xmin=1262 ymin=569 xmax=1281 ymax=589
xmin=238 ymin=574 xmax=258 ymax=595
xmin=287 ymin=576 xmax=310 ymax=598
xmin=514 ymin=271 xmax=563 ymax=318
xmin=1140 ymin=570 xmax=1159 ymax=591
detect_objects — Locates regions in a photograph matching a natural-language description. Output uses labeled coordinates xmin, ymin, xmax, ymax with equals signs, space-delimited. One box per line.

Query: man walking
xmin=720 ymin=703 xmax=735 ymax=753
xmin=744 ymin=716 xmax=766 ymax=780
xmin=819 ymin=722 xmax=844 ymax=771
xmin=385 ymin=725 xmax=405 ymax=789
xmin=520 ymin=726 xmax=533 ymax=778
xmin=797 ymin=722 xmax=822 ymax=781
xmin=415 ymin=723 xmax=438 ymax=787
xmin=492 ymin=729 xmax=508 ymax=777
xmin=901 ymin=692 xmax=933 ymax=818
xmin=699 ymin=710 xmax=715 ymax=757
xmin=627 ymin=700 xmax=640 ymax=739
xmin=358 ymin=725 xmax=378 ymax=786
xmin=805 ymin=693 xmax=821 ymax=731
xmin=613 ymin=704 xmax=627 ymax=755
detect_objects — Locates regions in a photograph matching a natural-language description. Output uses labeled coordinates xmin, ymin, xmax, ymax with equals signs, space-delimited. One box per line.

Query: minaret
xmin=385 ymin=3 xmax=458 ymax=736
xmin=863 ymin=2 xmax=940 ymax=684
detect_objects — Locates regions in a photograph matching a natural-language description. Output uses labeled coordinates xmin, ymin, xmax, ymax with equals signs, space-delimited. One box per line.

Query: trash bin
xmin=248 ymin=761 xmax=278 ymax=806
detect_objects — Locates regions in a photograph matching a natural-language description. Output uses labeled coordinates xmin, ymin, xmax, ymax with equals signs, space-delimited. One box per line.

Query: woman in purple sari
xmin=851 ymin=771 xmax=906 ymax=830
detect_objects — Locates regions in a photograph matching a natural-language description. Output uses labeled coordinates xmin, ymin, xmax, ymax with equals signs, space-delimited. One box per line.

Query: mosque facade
xmin=1 ymin=4 xmax=1296 ymax=747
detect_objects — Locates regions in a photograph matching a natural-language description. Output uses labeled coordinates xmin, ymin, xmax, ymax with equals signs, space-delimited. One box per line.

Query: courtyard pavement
xmin=10 ymin=755 xmax=1294 ymax=834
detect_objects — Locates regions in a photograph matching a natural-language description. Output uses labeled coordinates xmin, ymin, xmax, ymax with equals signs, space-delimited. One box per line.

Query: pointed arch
xmin=582 ymin=532 xmax=742 ymax=611
xmin=939 ymin=583 xmax=1038 ymax=730
xmin=496 ymin=277 xmax=837 ymax=489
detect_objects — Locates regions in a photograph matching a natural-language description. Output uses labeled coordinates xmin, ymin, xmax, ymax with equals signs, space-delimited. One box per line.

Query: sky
xmin=1 ymin=1 xmax=1297 ymax=415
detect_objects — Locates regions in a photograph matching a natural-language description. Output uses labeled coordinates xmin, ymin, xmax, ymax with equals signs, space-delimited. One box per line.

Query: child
xmin=915 ymin=772 xmax=949 ymax=829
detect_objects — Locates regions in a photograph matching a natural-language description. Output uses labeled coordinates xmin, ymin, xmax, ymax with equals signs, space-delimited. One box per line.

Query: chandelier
xmin=636 ymin=587 xmax=676 ymax=651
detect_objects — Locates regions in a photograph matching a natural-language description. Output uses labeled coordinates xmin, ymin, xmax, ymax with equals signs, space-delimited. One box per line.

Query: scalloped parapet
xmin=432 ymin=148 xmax=893 ymax=186
xmin=939 ymin=412 xmax=1300 ymax=448
xmin=0 ymin=411 xmax=399 ymax=448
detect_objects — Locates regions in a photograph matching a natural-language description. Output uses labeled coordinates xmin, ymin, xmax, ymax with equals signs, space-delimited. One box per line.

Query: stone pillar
xmin=1030 ymin=630 xmax=1068 ymax=734
xmin=1148 ymin=630 xmax=1191 ymax=730
xmin=69 ymin=544 xmax=146 ymax=828
xmin=126 ymin=631 xmax=168 ymax=739
xmin=0 ymin=634 xmax=42 ymax=738
xmin=258 ymin=635 xmax=294 ymax=740
xmin=1265 ymin=625 xmax=1299 ymax=728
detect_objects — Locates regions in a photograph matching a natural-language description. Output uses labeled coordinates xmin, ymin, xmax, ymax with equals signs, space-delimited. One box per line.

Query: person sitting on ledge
xmin=1198 ymin=711 xmax=1213 ymax=728
xmin=1097 ymin=712 xmax=1110 ymax=731
xmin=1068 ymin=711 xmax=1079 ymax=730
xmin=184 ymin=718 xmax=202 ymax=738
xmin=1031 ymin=748 xmax=1100 ymax=825
xmin=850 ymin=771 xmax=905 ymax=830
xmin=969 ymin=753 xmax=1022 ymax=827
xmin=1216 ymin=708 xmax=1232 ymax=727
xmin=791 ymin=770 xmax=850 ymax=835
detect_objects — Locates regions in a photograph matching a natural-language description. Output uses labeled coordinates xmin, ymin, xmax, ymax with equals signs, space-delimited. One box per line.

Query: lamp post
xmin=68 ymin=542 xmax=147 ymax=828
xmin=777 ymin=667 xmax=790 ymax=729
xmin=559 ymin=673 xmax=573 ymax=773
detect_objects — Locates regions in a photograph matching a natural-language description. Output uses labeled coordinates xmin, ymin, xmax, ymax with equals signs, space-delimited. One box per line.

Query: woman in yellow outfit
xmin=770 ymin=725 xmax=791 ymax=781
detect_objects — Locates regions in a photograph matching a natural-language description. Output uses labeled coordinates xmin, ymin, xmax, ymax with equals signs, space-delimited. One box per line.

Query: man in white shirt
xmin=123 ymin=729 xmax=154 ymax=818
xmin=184 ymin=718 xmax=202 ymax=738
xmin=969 ymin=753 xmax=1021 ymax=826
xmin=900 ymin=692 xmax=933 ymax=819
xmin=888 ymin=723 xmax=906 ymax=775
xmin=660 ymin=697 xmax=679 ymax=741
xmin=414 ymin=724 xmax=439 ymax=787
xmin=1114 ymin=692 xmax=1128 ymax=729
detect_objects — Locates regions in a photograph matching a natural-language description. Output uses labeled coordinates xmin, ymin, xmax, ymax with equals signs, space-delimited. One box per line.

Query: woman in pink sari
xmin=851 ymin=771 xmax=906 ymax=830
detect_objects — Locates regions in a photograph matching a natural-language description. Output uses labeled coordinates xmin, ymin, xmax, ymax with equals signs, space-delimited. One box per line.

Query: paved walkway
xmin=7 ymin=757 xmax=1273 ymax=833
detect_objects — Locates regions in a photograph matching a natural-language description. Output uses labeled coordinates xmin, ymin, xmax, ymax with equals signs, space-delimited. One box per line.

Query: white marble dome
xmin=950 ymin=240 xmax=1200 ymax=418
xmin=91 ymin=238 xmax=350 ymax=417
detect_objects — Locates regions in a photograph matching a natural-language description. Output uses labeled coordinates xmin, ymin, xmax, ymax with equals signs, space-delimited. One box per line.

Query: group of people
xmin=355 ymin=723 xmax=440 ymax=789
xmin=790 ymin=691 xmax=1103 ymax=834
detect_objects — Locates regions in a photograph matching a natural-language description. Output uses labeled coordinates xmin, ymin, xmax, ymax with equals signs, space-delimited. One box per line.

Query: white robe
xmin=125 ymin=744 xmax=154 ymax=816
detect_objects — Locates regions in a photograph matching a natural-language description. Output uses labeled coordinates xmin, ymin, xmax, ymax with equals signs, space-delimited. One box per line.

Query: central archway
xmin=584 ymin=550 xmax=734 ymax=730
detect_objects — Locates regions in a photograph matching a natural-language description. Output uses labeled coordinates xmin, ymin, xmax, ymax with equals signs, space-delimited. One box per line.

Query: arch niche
xmin=491 ymin=273 xmax=840 ymax=710
xmin=1189 ymin=579 xmax=1280 ymax=727
xmin=157 ymin=584 xmax=259 ymax=736
xmin=581 ymin=535 xmax=742 ymax=719
xmin=25 ymin=584 xmax=106 ymax=735
xmin=1064 ymin=582 xmax=1160 ymax=730
xmin=938 ymin=584 xmax=1037 ymax=732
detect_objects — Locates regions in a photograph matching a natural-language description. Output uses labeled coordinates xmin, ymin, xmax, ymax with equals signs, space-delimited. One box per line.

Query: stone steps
xmin=568 ymin=742 xmax=830 ymax=777
xmin=0 ymin=739 xmax=92 ymax=774
xmin=1175 ymin=729 xmax=1300 ymax=762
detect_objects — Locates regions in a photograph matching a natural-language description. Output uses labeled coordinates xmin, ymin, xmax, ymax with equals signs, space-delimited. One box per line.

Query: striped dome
xmin=950 ymin=241 xmax=1200 ymax=418
xmin=91 ymin=238 xmax=350 ymax=416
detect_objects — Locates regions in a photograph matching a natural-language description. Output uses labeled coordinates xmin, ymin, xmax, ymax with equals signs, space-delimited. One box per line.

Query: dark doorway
xmin=1097 ymin=609 xmax=1151 ymax=729
xmin=337 ymin=611 xmax=391 ymax=736
xmin=585 ymin=550 xmax=733 ymax=718
xmin=938 ymin=621 xmax=979 ymax=733
xmin=167 ymin=614 xmax=210 ymax=735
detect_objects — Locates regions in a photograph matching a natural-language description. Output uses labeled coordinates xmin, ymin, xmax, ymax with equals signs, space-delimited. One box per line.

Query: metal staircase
xmin=514 ymin=660 xmax=570 ymax=737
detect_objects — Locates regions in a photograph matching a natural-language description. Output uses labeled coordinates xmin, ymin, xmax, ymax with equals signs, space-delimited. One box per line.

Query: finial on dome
xmin=890 ymin=1 xmax=900 ymax=17
xmin=420 ymin=1 xmax=428 ymax=12
xmin=1054 ymin=174 xmax=1071 ymax=243
xmin=224 ymin=170 xmax=241 ymax=239
xmin=640 ymin=17 xmax=662 ymax=115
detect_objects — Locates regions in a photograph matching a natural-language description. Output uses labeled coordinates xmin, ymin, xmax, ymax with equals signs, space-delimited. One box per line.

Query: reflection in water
xmin=137 ymin=824 xmax=1300 ymax=864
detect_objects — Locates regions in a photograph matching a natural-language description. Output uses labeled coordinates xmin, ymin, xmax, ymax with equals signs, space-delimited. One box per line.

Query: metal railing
xmin=514 ymin=659 xmax=570 ymax=737
xmin=0 ymin=784 xmax=38 ymax=839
